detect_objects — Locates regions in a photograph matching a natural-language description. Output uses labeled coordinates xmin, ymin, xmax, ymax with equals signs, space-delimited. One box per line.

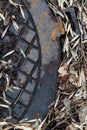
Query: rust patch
xmin=51 ymin=28 xmax=59 ymax=41
xmin=31 ymin=3 xmax=37 ymax=9
xmin=49 ymin=20 xmax=58 ymax=26
xmin=58 ymin=17 xmax=65 ymax=35
xmin=31 ymin=0 xmax=39 ymax=9
xmin=37 ymin=18 xmax=45 ymax=27
xmin=42 ymin=42 xmax=50 ymax=53
xmin=43 ymin=11 xmax=49 ymax=16
xmin=51 ymin=18 xmax=65 ymax=40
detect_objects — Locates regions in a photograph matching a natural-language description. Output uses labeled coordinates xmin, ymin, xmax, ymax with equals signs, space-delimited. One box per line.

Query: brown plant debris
xmin=40 ymin=0 xmax=87 ymax=130
xmin=0 ymin=0 xmax=27 ymax=122
xmin=0 ymin=0 xmax=87 ymax=130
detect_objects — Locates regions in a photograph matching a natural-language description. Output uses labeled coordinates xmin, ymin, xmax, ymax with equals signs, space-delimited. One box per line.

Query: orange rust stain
xmin=31 ymin=0 xmax=39 ymax=8
xmin=32 ymin=0 xmax=39 ymax=3
xmin=51 ymin=21 xmax=65 ymax=41
xmin=31 ymin=4 xmax=37 ymax=8
xmin=50 ymin=20 xmax=58 ymax=26
xmin=37 ymin=18 xmax=45 ymax=27
xmin=51 ymin=28 xmax=58 ymax=41
xmin=61 ymin=23 xmax=65 ymax=35
xmin=58 ymin=17 xmax=65 ymax=35
xmin=40 ymin=31 xmax=48 ymax=39
xmin=42 ymin=42 xmax=50 ymax=53
xmin=42 ymin=46 xmax=48 ymax=53
xmin=43 ymin=11 xmax=49 ymax=16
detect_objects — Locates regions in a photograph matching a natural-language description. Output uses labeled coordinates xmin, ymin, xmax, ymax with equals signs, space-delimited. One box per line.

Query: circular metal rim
xmin=13 ymin=0 xmax=42 ymax=121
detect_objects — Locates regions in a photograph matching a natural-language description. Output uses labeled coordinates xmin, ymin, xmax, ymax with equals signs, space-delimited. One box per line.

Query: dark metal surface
xmin=0 ymin=0 xmax=62 ymax=122
xmin=65 ymin=7 xmax=80 ymax=35
xmin=0 ymin=0 xmax=41 ymax=122
xmin=24 ymin=0 xmax=62 ymax=120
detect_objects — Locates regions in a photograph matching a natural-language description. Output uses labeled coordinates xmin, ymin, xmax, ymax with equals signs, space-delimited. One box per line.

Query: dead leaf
xmin=69 ymin=65 xmax=79 ymax=86
xmin=19 ymin=5 xmax=25 ymax=19
xmin=12 ymin=20 xmax=19 ymax=32
xmin=79 ymin=68 xmax=86 ymax=98
xmin=79 ymin=69 xmax=86 ymax=87
xmin=1 ymin=25 xmax=9 ymax=38
xmin=0 ymin=12 xmax=5 ymax=21
xmin=9 ymin=0 xmax=19 ymax=7
xmin=58 ymin=63 xmax=69 ymax=83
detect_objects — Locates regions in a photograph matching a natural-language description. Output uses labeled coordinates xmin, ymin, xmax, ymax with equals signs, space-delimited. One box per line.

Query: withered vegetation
xmin=0 ymin=0 xmax=87 ymax=130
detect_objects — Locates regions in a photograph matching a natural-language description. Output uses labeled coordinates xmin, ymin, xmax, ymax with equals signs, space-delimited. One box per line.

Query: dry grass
xmin=0 ymin=0 xmax=87 ymax=130
xmin=41 ymin=0 xmax=87 ymax=130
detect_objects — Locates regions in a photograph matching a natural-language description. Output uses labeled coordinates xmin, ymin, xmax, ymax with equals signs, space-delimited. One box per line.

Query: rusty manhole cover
xmin=0 ymin=0 xmax=41 ymax=122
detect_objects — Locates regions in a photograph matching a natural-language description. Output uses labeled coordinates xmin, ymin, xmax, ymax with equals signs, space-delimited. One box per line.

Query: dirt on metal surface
xmin=0 ymin=0 xmax=41 ymax=122
xmin=27 ymin=0 xmax=62 ymax=64
xmin=24 ymin=0 xmax=62 ymax=120
xmin=0 ymin=0 xmax=63 ymax=122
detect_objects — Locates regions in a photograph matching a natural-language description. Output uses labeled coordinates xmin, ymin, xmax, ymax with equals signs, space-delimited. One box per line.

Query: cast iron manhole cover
xmin=0 ymin=0 xmax=41 ymax=122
